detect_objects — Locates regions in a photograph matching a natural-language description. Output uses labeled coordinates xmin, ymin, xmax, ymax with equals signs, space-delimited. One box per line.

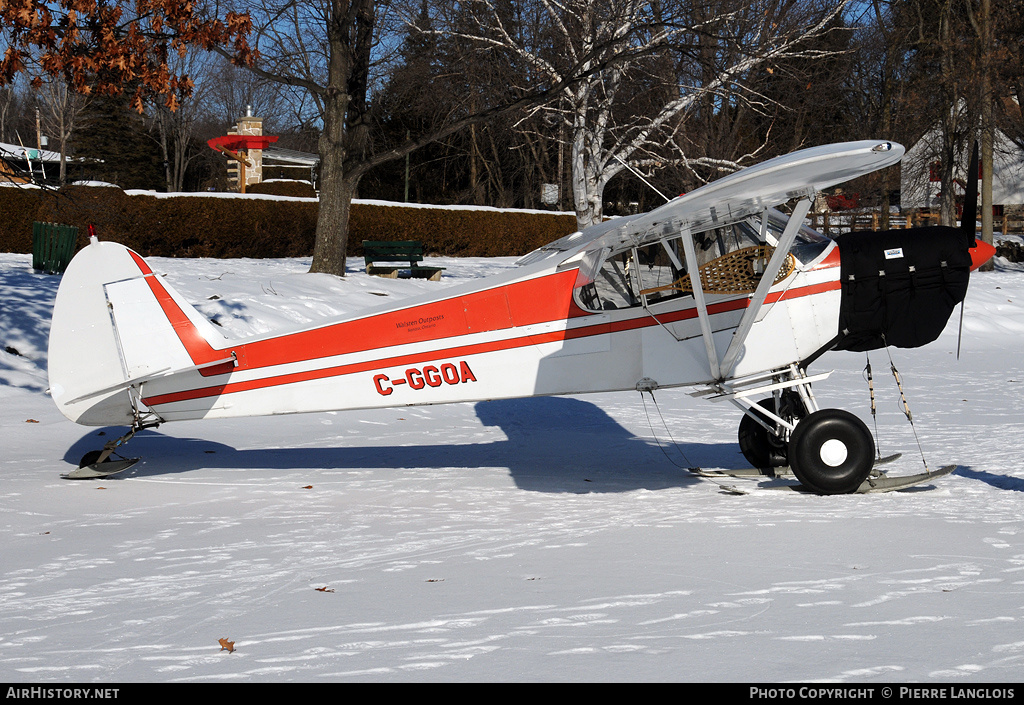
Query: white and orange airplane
xmin=48 ymin=140 xmax=995 ymax=492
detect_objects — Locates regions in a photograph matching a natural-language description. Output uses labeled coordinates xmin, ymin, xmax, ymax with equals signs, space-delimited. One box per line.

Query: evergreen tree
xmin=74 ymin=94 xmax=164 ymax=189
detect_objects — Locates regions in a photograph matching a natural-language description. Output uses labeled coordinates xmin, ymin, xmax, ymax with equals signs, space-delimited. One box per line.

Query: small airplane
xmin=47 ymin=140 xmax=996 ymax=492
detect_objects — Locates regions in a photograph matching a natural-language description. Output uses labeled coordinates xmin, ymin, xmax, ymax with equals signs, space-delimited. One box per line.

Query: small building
xmin=900 ymin=127 xmax=1024 ymax=212
xmin=212 ymin=111 xmax=319 ymax=192
xmin=0 ymin=141 xmax=67 ymax=183
xmin=262 ymin=146 xmax=319 ymax=187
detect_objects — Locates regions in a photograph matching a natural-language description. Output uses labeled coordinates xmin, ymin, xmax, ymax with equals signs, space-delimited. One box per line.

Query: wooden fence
xmin=807 ymin=210 xmax=1024 ymax=236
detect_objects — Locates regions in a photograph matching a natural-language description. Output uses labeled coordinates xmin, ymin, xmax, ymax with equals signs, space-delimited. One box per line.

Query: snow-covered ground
xmin=1 ymin=249 xmax=1023 ymax=684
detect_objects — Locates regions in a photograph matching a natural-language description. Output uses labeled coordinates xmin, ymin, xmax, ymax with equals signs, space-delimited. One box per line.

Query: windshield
xmin=757 ymin=208 xmax=831 ymax=265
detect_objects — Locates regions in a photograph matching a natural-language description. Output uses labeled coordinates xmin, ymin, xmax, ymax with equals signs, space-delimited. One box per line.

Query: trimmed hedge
xmin=349 ymin=203 xmax=576 ymax=258
xmin=247 ymin=180 xmax=318 ymax=198
xmin=0 ymin=186 xmax=576 ymax=260
xmin=0 ymin=187 xmax=50 ymax=254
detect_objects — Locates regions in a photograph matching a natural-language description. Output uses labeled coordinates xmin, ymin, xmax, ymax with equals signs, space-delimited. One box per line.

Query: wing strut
xmin=679 ymin=225 xmax=721 ymax=380
xmin=719 ymin=199 xmax=812 ymax=379
xmin=674 ymin=198 xmax=812 ymax=382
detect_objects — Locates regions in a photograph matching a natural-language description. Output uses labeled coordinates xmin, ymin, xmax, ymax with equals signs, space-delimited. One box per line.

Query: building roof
xmin=0 ymin=141 xmax=67 ymax=163
xmin=900 ymin=128 xmax=1024 ymax=208
xmin=263 ymin=147 xmax=319 ymax=166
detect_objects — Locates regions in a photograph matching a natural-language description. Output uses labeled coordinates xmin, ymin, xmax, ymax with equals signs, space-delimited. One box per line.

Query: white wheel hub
xmin=819 ymin=438 xmax=849 ymax=467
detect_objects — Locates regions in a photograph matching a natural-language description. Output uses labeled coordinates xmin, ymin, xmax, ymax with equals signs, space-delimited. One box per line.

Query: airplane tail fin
xmin=48 ymin=238 xmax=232 ymax=426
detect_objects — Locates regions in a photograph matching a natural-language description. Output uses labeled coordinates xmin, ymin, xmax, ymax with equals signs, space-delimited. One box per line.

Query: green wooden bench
xmin=362 ymin=240 xmax=444 ymax=281
xmin=32 ymin=222 xmax=79 ymax=274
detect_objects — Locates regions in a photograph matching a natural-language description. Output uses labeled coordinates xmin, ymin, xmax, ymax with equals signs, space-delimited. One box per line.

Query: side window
xmin=591 ymin=252 xmax=637 ymax=310
xmin=576 ymin=219 xmax=790 ymax=312
xmin=757 ymin=209 xmax=831 ymax=265
xmin=576 ymin=249 xmax=641 ymax=311
xmin=636 ymin=223 xmax=773 ymax=301
xmin=636 ymin=238 xmax=689 ymax=304
xmin=694 ymin=223 xmax=761 ymax=266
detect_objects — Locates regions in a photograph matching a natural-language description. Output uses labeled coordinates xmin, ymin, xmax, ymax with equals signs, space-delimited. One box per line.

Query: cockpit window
xmin=759 ymin=207 xmax=829 ymax=245
xmin=580 ymin=252 xmax=637 ymax=310
xmin=632 ymin=221 xmax=767 ymax=306
xmin=575 ymin=209 xmax=826 ymax=312
xmin=630 ymin=241 xmax=683 ymax=306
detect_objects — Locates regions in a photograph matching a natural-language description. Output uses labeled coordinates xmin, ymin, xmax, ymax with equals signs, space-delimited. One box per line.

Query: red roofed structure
xmin=207 ymin=112 xmax=279 ymax=193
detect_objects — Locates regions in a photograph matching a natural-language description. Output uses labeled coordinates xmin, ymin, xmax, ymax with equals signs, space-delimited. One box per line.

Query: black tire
xmin=738 ymin=393 xmax=805 ymax=469
xmin=788 ymin=409 xmax=875 ymax=495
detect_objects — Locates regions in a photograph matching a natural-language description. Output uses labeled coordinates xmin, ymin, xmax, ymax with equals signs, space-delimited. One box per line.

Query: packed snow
xmin=1 ymin=248 xmax=1023 ymax=684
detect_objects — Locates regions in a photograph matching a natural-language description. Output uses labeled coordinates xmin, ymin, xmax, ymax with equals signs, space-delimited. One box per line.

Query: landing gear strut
xmin=737 ymin=391 xmax=806 ymax=469
xmin=728 ymin=365 xmax=876 ymax=494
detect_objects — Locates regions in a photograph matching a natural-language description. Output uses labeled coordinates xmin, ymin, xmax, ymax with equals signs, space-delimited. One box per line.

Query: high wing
xmin=517 ymin=140 xmax=904 ymax=265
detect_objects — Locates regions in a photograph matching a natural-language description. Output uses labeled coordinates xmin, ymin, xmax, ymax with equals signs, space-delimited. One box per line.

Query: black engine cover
xmin=833 ymin=227 xmax=972 ymax=352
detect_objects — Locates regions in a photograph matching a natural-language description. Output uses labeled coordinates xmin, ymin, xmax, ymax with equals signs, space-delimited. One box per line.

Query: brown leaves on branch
xmin=0 ymin=0 xmax=255 ymax=111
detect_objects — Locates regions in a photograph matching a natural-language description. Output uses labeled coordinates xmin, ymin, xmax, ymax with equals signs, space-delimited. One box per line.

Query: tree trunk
xmin=979 ymin=0 xmax=994 ymax=270
xmin=939 ymin=129 xmax=956 ymax=227
xmin=310 ymin=116 xmax=355 ymax=275
xmin=571 ymin=114 xmax=603 ymax=230
xmin=307 ymin=0 xmax=374 ymax=277
xmin=158 ymin=117 xmax=172 ymax=192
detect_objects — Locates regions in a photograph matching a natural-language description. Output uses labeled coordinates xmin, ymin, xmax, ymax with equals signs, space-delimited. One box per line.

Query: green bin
xmin=32 ymin=222 xmax=79 ymax=274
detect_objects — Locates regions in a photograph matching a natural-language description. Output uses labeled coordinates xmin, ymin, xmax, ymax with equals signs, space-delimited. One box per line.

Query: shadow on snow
xmin=62 ymin=396 xmax=743 ymax=493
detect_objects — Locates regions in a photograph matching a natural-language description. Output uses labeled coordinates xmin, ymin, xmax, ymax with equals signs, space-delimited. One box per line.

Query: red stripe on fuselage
xmin=137 ymin=261 xmax=840 ymax=409
xmin=130 ymin=250 xmax=586 ymax=377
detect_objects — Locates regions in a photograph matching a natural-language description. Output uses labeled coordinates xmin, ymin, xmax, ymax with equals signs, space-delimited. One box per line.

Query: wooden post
xmin=213 ymin=145 xmax=252 ymax=194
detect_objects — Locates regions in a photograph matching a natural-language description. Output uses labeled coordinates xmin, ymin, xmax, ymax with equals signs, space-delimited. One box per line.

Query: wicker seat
xmin=640 ymin=245 xmax=795 ymax=297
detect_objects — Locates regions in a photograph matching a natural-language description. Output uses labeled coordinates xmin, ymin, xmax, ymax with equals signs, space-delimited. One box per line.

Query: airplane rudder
xmin=47 ymin=241 xmax=156 ymax=425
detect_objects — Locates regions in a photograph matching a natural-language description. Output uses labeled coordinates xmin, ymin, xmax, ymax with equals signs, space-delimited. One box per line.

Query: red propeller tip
xmin=969 ymin=240 xmax=996 ymax=271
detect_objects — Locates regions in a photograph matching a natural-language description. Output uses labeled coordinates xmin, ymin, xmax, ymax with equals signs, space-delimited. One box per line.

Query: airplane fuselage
xmin=49 ymin=227 xmax=843 ymax=426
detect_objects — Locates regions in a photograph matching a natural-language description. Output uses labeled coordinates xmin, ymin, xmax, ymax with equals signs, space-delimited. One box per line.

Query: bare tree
xmin=437 ymin=0 xmax=849 ymax=231
xmin=895 ymin=0 xmax=980 ymax=226
xmin=214 ymin=0 xmax=639 ymax=276
xmin=0 ymin=82 xmax=25 ymax=144
xmin=37 ymin=77 xmax=89 ymax=184
xmin=147 ymin=50 xmax=220 ymax=192
xmin=843 ymin=1 xmax=911 ymax=226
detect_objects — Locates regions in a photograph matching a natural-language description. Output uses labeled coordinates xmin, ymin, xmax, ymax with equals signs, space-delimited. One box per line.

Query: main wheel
xmin=738 ymin=392 xmax=806 ymax=469
xmin=787 ymin=409 xmax=875 ymax=495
